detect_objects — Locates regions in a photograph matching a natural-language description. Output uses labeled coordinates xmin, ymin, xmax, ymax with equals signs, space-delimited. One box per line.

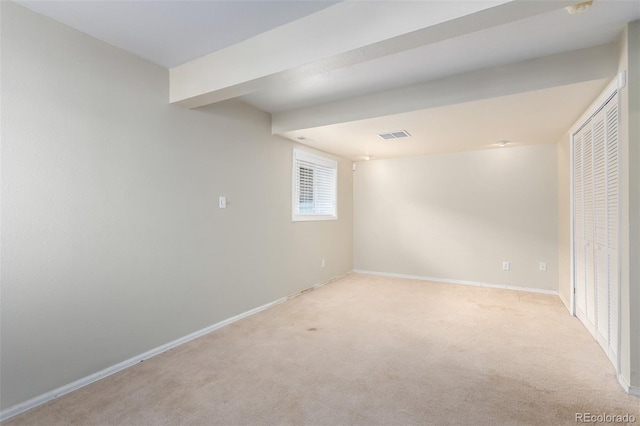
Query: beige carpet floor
xmin=4 ymin=273 xmax=639 ymax=425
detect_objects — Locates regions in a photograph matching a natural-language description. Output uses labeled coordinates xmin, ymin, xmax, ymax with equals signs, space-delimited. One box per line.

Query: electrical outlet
xmin=502 ymin=261 xmax=510 ymax=271
xmin=539 ymin=262 xmax=547 ymax=272
xmin=321 ymin=259 xmax=325 ymax=268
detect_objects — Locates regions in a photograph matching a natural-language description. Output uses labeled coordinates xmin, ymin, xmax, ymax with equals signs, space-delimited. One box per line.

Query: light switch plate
xmin=219 ymin=196 xmax=226 ymax=209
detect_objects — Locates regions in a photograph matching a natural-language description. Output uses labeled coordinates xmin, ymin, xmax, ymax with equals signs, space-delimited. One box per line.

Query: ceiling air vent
xmin=378 ymin=130 xmax=411 ymax=140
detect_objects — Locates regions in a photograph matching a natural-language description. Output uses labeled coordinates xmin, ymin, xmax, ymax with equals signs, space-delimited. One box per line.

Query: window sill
xmin=292 ymin=215 xmax=338 ymax=222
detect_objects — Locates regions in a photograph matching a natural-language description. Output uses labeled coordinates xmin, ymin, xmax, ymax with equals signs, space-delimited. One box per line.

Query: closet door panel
xmin=592 ymin=109 xmax=608 ymax=346
xmin=605 ymin=94 xmax=619 ymax=363
xmin=583 ymin=126 xmax=594 ymax=243
xmin=593 ymin=110 xmax=607 ymax=246
xmin=585 ymin=241 xmax=596 ymax=328
xmin=571 ymin=91 xmax=619 ymax=371
xmin=608 ymin=248 xmax=619 ymax=359
xmin=606 ymin=95 xmax=619 ymax=251
xmin=595 ymin=244 xmax=609 ymax=346
xmin=575 ymin=239 xmax=587 ymax=319
xmin=573 ymin=127 xmax=585 ymax=318
xmin=574 ymin=128 xmax=584 ymax=240
xmin=582 ymin=125 xmax=596 ymax=328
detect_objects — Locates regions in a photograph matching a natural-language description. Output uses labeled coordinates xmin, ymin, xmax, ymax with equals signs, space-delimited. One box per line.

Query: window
xmin=292 ymin=149 xmax=337 ymax=221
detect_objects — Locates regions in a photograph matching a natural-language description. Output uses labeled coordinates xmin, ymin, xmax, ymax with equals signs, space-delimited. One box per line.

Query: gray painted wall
xmin=354 ymin=144 xmax=559 ymax=291
xmin=0 ymin=2 xmax=353 ymax=410
xmin=619 ymin=19 xmax=640 ymax=391
xmin=556 ymin=130 xmax=571 ymax=309
xmin=628 ymin=18 xmax=640 ymax=392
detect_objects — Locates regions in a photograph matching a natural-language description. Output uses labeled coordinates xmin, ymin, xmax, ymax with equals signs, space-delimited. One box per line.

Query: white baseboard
xmin=0 ymin=274 xmax=347 ymax=422
xmin=0 ymin=298 xmax=286 ymax=422
xmin=286 ymin=272 xmax=349 ymax=300
xmin=618 ymin=374 xmax=640 ymax=397
xmin=558 ymin=291 xmax=571 ymax=312
xmin=352 ymin=269 xmax=558 ymax=296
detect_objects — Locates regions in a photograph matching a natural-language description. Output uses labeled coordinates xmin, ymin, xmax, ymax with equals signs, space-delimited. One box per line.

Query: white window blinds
xmin=292 ymin=149 xmax=337 ymax=221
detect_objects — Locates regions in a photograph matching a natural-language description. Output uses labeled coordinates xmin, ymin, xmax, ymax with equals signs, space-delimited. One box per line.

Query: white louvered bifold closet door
xmin=574 ymin=128 xmax=587 ymax=320
xmin=592 ymin=107 xmax=608 ymax=348
xmin=583 ymin=123 xmax=596 ymax=331
xmin=572 ymin=92 xmax=619 ymax=367
xmin=605 ymin=95 xmax=619 ymax=360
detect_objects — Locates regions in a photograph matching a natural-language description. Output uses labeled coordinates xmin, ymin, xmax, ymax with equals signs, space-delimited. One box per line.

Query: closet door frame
xmin=570 ymin=78 xmax=621 ymax=372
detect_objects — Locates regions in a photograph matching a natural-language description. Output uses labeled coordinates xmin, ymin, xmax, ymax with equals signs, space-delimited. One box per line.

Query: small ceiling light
xmin=566 ymin=1 xmax=593 ymax=15
xmin=364 ymin=155 xmax=371 ymax=161
xmin=497 ymin=140 xmax=508 ymax=147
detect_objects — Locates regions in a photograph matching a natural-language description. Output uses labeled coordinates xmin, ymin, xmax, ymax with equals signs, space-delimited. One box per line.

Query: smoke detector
xmin=378 ymin=130 xmax=411 ymax=140
xmin=566 ymin=1 xmax=593 ymax=15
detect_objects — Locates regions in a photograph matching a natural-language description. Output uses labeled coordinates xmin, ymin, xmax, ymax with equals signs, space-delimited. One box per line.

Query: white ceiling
xmin=15 ymin=0 xmax=640 ymax=160
xmin=281 ymin=79 xmax=611 ymax=160
xmin=16 ymin=0 xmax=337 ymax=68
xmin=242 ymin=1 xmax=637 ymax=112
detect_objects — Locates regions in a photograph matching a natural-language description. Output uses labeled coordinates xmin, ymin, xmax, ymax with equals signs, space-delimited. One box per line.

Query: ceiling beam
xmin=170 ymin=0 xmax=575 ymax=109
xmin=272 ymin=43 xmax=619 ymax=134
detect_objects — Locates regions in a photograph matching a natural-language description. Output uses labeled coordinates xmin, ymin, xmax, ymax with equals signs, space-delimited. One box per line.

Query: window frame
xmin=291 ymin=149 xmax=338 ymax=222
